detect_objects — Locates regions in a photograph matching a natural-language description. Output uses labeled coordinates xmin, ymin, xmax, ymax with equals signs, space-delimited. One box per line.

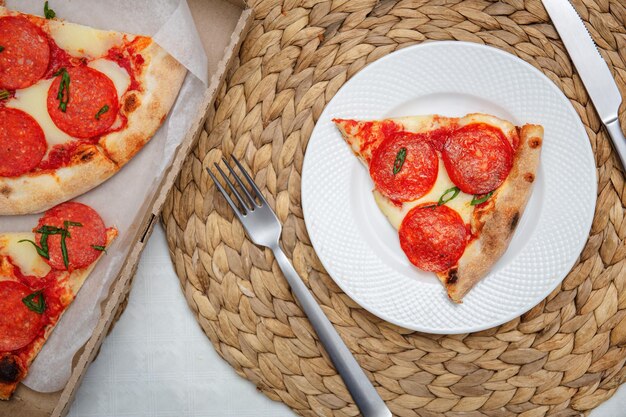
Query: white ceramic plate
xmin=301 ymin=41 xmax=597 ymax=334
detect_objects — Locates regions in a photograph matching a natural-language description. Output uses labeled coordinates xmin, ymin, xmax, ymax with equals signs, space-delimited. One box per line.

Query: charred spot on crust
xmin=529 ymin=137 xmax=542 ymax=148
xmin=524 ymin=173 xmax=535 ymax=182
xmin=71 ymin=146 xmax=96 ymax=164
xmin=123 ymin=93 xmax=139 ymax=113
xmin=0 ymin=185 xmax=11 ymax=197
xmin=0 ymin=355 xmax=23 ymax=383
xmin=79 ymin=150 xmax=95 ymax=162
xmin=446 ymin=269 xmax=458 ymax=285
xmin=510 ymin=212 xmax=520 ymax=231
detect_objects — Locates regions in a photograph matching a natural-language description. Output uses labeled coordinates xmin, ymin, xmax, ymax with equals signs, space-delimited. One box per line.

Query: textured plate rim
xmin=301 ymin=41 xmax=597 ymax=333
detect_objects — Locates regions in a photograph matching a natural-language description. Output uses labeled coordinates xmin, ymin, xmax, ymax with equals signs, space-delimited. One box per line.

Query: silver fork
xmin=208 ymin=157 xmax=391 ymax=417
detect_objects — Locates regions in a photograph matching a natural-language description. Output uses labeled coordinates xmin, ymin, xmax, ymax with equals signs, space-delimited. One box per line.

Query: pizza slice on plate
xmin=334 ymin=113 xmax=543 ymax=302
xmin=0 ymin=6 xmax=187 ymax=215
xmin=0 ymin=202 xmax=116 ymax=399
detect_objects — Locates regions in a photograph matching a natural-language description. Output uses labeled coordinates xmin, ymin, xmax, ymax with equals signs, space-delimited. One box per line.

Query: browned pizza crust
xmin=99 ymin=42 xmax=187 ymax=165
xmin=0 ymin=353 xmax=25 ymax=400
xmin=0 ymin=145 xmax=118 ymax=215
xmin=0 ymin=9 xmax=186 ymax=215
xmin=438 ymin=124 xmax=543 ymax=302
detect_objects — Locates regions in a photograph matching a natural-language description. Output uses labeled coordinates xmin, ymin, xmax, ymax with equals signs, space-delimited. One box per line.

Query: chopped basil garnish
xmin=61 ymin=221 xmax=82 ymax=268
xmin=0 ymin=90 xmax=9 ymax=100
xmin=61 ymin=233 xmax=69 ymax=268
xmin=63 ymin=221 xmax=83 ymax=237
xmin=470 ymin=191 xmax=494 ymax=206
xmin=393 ymin=147 xmax=407 ymax=175
xmin=95 ymin=105 xmax=109 ymax=120
xmin=22 ymin=290 xmax=46 ymax=314
xmin=18 ymin=239 xmax=50 ymax=259
xmin=0 ymin=46 xmax=4 ymax=53
xmin=33 ymin=225 xmax=65 ymax=260
xmin=44 ymin=1 xmax=56 ymax=19
xmin=438 ymin=186 xmax=460 ymax=206
xmin=54 ymin=68 xmax=70 ymax=112
xmin=20 ymin=222 xmax=82 ymax=267
xmin=91 ymin=245 xmax=107 ymax=253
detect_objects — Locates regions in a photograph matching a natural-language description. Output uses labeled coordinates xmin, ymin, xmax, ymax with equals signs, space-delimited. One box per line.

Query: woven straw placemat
xmin=162 ymin=0 xmax=626 ymax=415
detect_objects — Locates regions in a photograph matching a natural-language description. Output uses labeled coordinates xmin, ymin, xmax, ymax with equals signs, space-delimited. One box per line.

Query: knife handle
xmin=605 ymin=119 xmax=626 ymax=170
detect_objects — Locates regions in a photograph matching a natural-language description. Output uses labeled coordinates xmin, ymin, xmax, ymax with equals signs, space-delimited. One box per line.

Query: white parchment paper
xmin=2 ymin=0 xmax=208 ymax=392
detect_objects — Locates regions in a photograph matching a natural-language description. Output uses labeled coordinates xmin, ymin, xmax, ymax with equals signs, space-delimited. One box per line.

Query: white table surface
xmin=67 ymin=223 xmax=626 ymax=417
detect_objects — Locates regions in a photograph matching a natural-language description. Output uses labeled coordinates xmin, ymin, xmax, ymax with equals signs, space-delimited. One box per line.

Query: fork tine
xmin=222 ymin=157 xmax=256 ymax=209
xmin=207 ymin=168 xmax=245 ymax=220
xmin=232 ymin=157 xmax=268 ymax=206
xmin=214 ymin=163 xmax=249 ymax=214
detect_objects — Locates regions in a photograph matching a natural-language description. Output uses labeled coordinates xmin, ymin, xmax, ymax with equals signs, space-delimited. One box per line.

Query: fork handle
xmin=606 ymin=119 xmax=626 ymax=170
xmin=271 ymin=246 xmax=391 ymax=417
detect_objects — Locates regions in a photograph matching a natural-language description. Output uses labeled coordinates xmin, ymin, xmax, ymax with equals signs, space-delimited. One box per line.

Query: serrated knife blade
xmin=542 ymin=0 xmax=626 ymax=169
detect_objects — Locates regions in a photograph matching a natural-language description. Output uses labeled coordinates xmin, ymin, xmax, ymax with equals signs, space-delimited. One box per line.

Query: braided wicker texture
xmin=162 ymin=0 xmax=626 ymax=415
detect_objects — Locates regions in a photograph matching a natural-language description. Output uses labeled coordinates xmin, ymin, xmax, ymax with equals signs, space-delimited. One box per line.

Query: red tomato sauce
xmin=43 ymin=38 xmax=76 ymax=80
xmin=358 ymin=120 xmax=402 ymax=160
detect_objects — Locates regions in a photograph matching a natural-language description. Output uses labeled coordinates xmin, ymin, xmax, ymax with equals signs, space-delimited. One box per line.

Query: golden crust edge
xmin=0 ymin=146 xmax=118 ymax=215
xmin=439 ymin=124 xmax=544 ymax=303
xmin=98 ymin=42 xmax=187 ymax=165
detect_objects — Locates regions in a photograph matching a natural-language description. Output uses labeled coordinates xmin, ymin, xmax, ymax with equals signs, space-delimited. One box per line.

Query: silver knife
xmin=542 ymin=0 xmax=626 ymax=168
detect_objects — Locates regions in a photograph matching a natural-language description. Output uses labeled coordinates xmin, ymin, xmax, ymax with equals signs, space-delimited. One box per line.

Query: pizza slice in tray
xmin=334 ymin=113 xmax=543 ymax=302
xmin=0 ymin=202 xmax=116 ymax=399
xmin=0 ymin=6 xmax=187 ymax=215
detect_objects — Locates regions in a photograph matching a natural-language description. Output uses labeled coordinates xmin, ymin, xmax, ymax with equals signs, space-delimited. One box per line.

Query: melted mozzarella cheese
xmin=0 ymin=233 xmax=51 ymax=278
xmin=48 ymin=22 xmax=125 ymax=59
xmin=7 ymin=79 xmax=74 ymax=149
xmin=459 ymin=114 xmax=517 ymax=139
xmin=373 ymin=157 xmax=474 ymax=230
xmin=88 ymin=58 xmax=131 ymax=99
xmin=392 ymin=115 xmax=445 ymax=133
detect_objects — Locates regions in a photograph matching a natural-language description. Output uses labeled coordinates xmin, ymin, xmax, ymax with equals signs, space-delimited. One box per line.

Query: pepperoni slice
xmin=36 ymin=202 xmax=107 ymax=271
xmin=0 ymin=281 xmax=44 ymax=351
xmin=370 ymin=132 xmax=438 ymax=202
xmin=442 ymin=123 xmax=514 ymax=195
xmin=0 ymin=16 xmax=50 ymax=90
xmin=47 ymin=66 xmax=119 ymax=138
xmin=0 ymin=108 xmax=47 ymax=177
xmin=399 ymin=204 xmax=467 ymax=272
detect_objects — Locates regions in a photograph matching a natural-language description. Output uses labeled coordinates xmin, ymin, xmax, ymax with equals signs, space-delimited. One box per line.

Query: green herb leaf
xmin=470 ymin=191 xmax=494 ymax=206
xmin=23 ymin=290 xmax=46 ymax=314
xmin=60 ymin=231 xmax=69 ymax=269
xmin=34 ymin=225 xmax=64 ymax=258
xmin=35 ymin=225 xmax=65 ymax=234
xmin=0 ymin=90 xmax=9 ymax=100
xmin=18 ymin=239 xmax=50 ymax=259
xmin=393 ymin=147 xmax=407 ymax=175
xmin=0 ymin=46 xmax=4 ymax=53
xmin=55 ymin=68 xmax=70 ymax=112
xmin=438 ymin=186 xmax=460 ymax=206
xmin=44 ymin=1 xmax=56 ymax=19
xmin=91 ymin=245 xmax=107 ymax=253
xmin=63 ymin=221 xmax=82 ymax=237
xmin=64 ymin=221 xmax=83 ymax=227
xmin=95 ymin=105 xmax=109 ymax=120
